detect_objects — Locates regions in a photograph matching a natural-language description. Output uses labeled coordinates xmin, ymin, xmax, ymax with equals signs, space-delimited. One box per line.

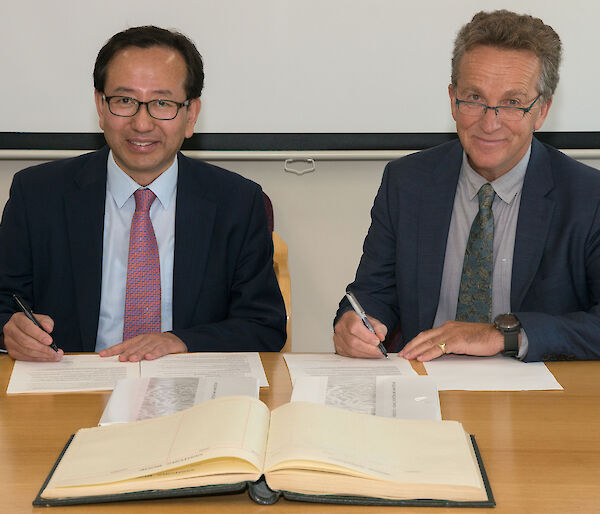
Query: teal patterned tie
xmin=456 ymin=183 xmax=495 ymax=322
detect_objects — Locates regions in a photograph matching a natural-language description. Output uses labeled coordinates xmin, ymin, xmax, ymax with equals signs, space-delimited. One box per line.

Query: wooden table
xmin=1 ymin=353 xmax=599 ymax=513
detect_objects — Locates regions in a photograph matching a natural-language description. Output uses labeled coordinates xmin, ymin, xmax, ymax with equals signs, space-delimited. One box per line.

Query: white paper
xmin=140 ymin=352 xmax=269 ymax=387
xmin=283 ymin=353 xmax=416 ymax=385
xmin=376 ymin=376 xmax=442 ymax=420
xmin=6 ymin=352 xmax=269 ymax=394
xmin=6 ymin=355 xmax=139 ymax=394
xmin=291 ymin=375 xmax=441 ymax=420
xmin=423 ymin=354 xmax=563 ymax=391
xmin=98 ymin=376 xmax=259 ymax=425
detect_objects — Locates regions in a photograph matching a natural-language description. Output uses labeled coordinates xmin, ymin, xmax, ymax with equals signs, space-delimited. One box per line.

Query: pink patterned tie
xmin=123 ymin=189 xmax=161 ymax=340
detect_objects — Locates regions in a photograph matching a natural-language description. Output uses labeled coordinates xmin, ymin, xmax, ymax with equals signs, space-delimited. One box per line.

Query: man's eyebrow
xmin=110 ymin=87 xmax=176 ymax=96
xmin=457 ymin=85 xmax=483 ymax=95
xmin=502 ymin=89 xmax=529 ymax=98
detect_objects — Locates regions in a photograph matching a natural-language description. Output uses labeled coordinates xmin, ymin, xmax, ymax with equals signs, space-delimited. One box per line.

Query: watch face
xmin=494 ymin=313 xmax=520 ymax=330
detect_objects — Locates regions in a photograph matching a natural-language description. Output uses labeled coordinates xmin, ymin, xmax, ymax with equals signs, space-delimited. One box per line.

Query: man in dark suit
xmin=334 ymin=10 xmax=600 ymax=362
xmin=0 ymin=26 xmax=286 ymax=361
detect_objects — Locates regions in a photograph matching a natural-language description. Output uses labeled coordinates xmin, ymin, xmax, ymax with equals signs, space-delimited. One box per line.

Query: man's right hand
xmin=333 ymin=310 xmax=388 ymax=358
xmin=3 ymin=312 xmax=62 ymax=361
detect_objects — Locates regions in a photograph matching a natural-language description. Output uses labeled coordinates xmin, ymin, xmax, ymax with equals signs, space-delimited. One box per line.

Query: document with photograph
xmin=99 ymin=376 xmax=259 ymax=425
xmin=7 ymin=352 xmax=268 ymax=394
xmin=291 ymin=375 xmax=441 ymax=420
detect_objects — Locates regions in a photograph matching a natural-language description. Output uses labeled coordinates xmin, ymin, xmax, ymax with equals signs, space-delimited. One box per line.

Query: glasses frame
xmin=102 ymin=95 xmax=190 ymax=120
xmin=454 ymin=94 xmax=541 ymax=120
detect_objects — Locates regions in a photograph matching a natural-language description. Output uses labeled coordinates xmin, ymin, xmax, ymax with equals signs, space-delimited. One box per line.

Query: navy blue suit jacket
xmin=0 ymin=147 xmax=286 ymax=352
xmin=336 ymin=138 xmax=600 ymax=361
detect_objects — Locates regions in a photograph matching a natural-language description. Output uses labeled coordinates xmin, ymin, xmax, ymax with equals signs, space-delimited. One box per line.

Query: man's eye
xmin=117 ymin=97 xmax=135 ymax=105
xmin=156 ymin=100 xmax=170 ymax=108
xmin=468 ymin=94 xmax=480 ymax=102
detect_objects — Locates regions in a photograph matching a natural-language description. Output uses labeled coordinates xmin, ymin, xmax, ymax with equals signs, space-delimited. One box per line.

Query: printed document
xmin=99 ymin=376 xmax=259 ymax=425
xmin=7 ymin=352 xmax=268 ymax=393
xmin=6 ymin=355 xmax=139 ymax=393
xmin=423 ymin=354 xmax=563 ymax=391
xmin=283 ymin=353 xmax=416 ymax=384
xmin=291 ymin=375 xmax=441 ymax=420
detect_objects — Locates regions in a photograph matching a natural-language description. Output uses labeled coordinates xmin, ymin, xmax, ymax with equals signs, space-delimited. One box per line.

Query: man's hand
xmin=3 ymin=312 xmax=63 ymax=361
xmin=99 ymin=332 xmax=187 ymax=362
xmin=398 ymin=321 xmax=504 ymax=362
xmin=333 ymin=311 xmax=388 ymax=358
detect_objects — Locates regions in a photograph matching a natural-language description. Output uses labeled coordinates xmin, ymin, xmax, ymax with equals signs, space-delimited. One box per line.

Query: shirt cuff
xmin=517 ymin=328 xmax=528 ymax=360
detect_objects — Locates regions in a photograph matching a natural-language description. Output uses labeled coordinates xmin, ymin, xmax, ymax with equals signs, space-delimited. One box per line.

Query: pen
xmin=12 ymin=294 xmax=59 ymax=352
xmin=345 ymin=291 xmax=388 ymax=358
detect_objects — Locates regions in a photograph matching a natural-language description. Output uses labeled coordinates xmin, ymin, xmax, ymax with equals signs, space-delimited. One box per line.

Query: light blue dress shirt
xmin=95 ymin=152 xmax=176 ymax=352
xmin=433 ymin=147 xmax=531 ymax=358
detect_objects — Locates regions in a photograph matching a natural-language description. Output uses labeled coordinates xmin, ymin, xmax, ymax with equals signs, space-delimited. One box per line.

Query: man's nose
xmin=479 ymin=107 xmax=502 ymax=131
xmin=131 ymin=104 xmax=154 ymax=131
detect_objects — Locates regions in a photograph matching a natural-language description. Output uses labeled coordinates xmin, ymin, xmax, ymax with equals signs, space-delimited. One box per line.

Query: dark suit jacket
xmin=336 ymin=138 xmax=600 ymax=361
xmin=0 ymin=147 xmax=286 ymax=352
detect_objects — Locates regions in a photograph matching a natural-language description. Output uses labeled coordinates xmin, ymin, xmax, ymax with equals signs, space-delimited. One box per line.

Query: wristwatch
xmin=493 ymin=313 xmax=521 ymax=357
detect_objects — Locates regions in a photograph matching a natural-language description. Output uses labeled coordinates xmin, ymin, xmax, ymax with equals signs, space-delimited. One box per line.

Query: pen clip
xmin=345 ymin=291 xmax=365 ymax=316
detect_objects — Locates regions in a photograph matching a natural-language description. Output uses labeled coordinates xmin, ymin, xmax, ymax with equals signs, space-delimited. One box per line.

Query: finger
xmin=5 ymin=334 xmax=62 ymax=361
xmin=399 ymin=326 xmax=444 ymax=357
xmin=348 ymin=320 xmax=381 ymax=345
xmin=4 ymin=322 xmax=60 ymax=362
xmin=34 ymin=314 xmax=55 ymax=334
xmin=142 ymin=337 xmax=187 ymax=360
xmin=415 ymin=343 xmax=448 ymax=362
xmin=12 ymin=313 xmax=54 ymax=346
xmin=334 ymin=333 xmax=385 ymax=358
xmin=99 ymin=341 xmax=126 ymax=357
xmin=367 ymin=316 xmax=388 ymax=341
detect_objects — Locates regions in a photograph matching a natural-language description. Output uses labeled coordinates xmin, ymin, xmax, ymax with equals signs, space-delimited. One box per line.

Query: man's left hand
xmin=398 ymin=321 xmax=504 ymax=362
xmin=99 ymin=332 xmax=187 ymax=362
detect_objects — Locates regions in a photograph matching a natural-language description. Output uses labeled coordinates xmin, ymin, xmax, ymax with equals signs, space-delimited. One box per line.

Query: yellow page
xmin=265 ymin=401 xmax=483 ymax=489
xmin=46 ymin=396 xmax=270 ymax=489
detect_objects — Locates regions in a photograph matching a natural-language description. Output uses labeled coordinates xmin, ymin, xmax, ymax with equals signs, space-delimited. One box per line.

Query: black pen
xmin=345 ymin=291 xmax=388 ymax=358
xmin=12 ymin=294 xmax=59 ymax=352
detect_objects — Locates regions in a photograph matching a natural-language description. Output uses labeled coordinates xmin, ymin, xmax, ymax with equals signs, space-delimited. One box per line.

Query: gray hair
xmin=451 ymin=10 xmax=562 ymax=102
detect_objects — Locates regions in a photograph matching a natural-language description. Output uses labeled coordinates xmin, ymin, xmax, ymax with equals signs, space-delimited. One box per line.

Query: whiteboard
xmin=1 ymin=0 xmax=598 ymax=135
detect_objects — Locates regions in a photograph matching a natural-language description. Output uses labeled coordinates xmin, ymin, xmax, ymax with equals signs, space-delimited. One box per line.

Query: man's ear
xmin=94 ymin=90 xmax=105 ymax=131
xmin=534 ymin=97 xmax=552 ymax=131
xmin=184 ymin=98 xmax=202 ymax=139
xmin=448 ymin=84 xmax=458 ymax=122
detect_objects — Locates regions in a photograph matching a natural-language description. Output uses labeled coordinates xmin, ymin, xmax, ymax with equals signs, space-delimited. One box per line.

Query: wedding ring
xmin=438 ymin=342 xmax=446 ymax=354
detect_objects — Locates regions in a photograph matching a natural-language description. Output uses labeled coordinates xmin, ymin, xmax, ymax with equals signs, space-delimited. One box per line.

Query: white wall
xmin=2 ymin=0 xmax=600 ymax=134
xmin=2 ymin=155 xmax=599 ymax=352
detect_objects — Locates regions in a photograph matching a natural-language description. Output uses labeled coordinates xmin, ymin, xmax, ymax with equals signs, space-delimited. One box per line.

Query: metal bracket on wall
xmin=284 ymin=158 xmax=316 ymax=175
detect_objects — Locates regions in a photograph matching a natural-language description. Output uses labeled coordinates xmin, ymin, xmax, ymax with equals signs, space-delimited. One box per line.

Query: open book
xmin=35 ymin=396 xmax=494 ymax=507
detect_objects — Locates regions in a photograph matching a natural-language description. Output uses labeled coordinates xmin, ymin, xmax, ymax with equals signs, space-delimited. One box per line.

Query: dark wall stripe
xmin=1 ymin=132 xmax=600 ymax=152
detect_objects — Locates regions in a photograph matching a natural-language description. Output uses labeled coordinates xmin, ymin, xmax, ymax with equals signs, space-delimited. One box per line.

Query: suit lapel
xmin=417 ymin=142 xmax=463 ymax=330
xmin=64 ymin=148 xmax=108 ymax=351
xmin=511 ymin=138 xmax=555 ymax=310
xmin=172 ymin=154 xmax=217 ymax=329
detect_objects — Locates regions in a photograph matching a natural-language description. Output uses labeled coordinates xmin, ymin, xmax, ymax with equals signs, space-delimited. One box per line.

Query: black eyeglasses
xmin=103 ymin=95 xmax=190 ymax=120
xmin=455 ymin=95 xmax=541 ymax=121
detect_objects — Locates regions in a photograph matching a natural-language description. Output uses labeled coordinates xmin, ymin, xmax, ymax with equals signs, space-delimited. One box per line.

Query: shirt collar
xmin=460 ymin=146 xmax=530 ymax=205
xmin=106 ymin=151 xmax=178 ymax=209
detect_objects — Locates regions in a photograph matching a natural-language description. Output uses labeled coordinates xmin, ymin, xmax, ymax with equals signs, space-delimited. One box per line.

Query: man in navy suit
xmin=0 ymin=26 xmax=286 ymax=361
xmin=334 ymin=10 xmax=600 ymax=362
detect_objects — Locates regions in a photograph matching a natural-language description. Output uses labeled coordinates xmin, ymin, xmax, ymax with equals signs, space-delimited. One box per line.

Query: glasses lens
xmin=457 ymin=101 xmax=485 ymax=117
xmin=147 ymin=100 xmax=179 ymax=120
xmin=496 ymin=108 xmax=525 ymax=121
xmin=107 ymin=97 xmax=139 ymax=116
